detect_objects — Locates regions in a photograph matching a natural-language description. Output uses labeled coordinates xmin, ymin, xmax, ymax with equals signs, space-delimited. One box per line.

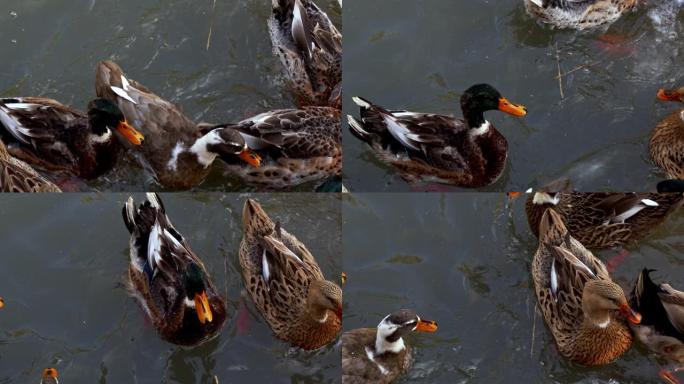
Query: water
xmin=343 ymin=193 xmax=684 ymax=383
xmin=0 ymin=193 xmax=342 ymax=383
xmin=342 ymin=0 xmax=684 ymax=192
xmin=0 ymin=0 xmax=341 ymax=192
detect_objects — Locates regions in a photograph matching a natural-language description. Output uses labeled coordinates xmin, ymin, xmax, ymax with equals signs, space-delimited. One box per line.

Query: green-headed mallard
xmin=651 ymin=86 xmax=684 ymax=180
xmin=347 ymin=84 xmax=527 ymax=188
xmin=95 ymin=60 xmax=261 ymax=190
xmin=342 ymin=309 xmax=438 ymax=384
xmin=122 ymin=193 xmax=227 ymax=346
xmin=269 ymin=0 xmax=342 ymax=109
xmin=526 ymin=178 xmax=684 ymax=249
xmin=239 ymin=198 xmax=342 ymax=350
xmin=0 ymin=97 xmax=143 ymax=179
xmin=0 ymin=139 xmax=60 ymax=192
xmin=524 ymin=0 xmax=638 ymax=30
xmin=207 ymin=107 xmax=341 ymax=189
xmin=533 ymin=208 xmax=641 ymax=365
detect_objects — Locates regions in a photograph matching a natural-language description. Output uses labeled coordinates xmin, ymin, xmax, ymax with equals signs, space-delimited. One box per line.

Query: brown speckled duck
xmin=526 ymin=178 xmax=684 ymax=249
xmin=342 ymin=309 xmax=438 ymax=384
xmin=122 ymin=193 xmax=227 ymax=346
xmin=239 ymin=198 xmax=342 ymax=350
xmin=96 ymin=60 xmax=261 ymax=189
xmin=0 ymin=97 xmax=143 ymax=179
xmin=208 ymin=107 xmax=341 ymax=189
xmin=651 ymin=86 xmax=684 ymax=180
xmin=347 ymin=84 xmax=527 ymax=188
xmin=0 ymin=139 xmax=60 ymax=192
xmin=269 ymin=0 xmax=342 ymax=109
xmin=524 ymin=0 xmax=637 ymax=30
xmin=533 ymin=208 xmax=641 ymax=366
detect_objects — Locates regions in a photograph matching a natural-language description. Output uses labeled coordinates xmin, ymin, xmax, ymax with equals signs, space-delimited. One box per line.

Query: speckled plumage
xmin=524 ymin=0 xmax=637 ymax=30
xmin=342 ymin=328 xmax=412 ymax=384
xmin=651 ymin=109 xmax=684 ymax=180
xmin=269 ymin=0 xmax=342 ymax=109
xmin=0 ymin=140 xmax=60 ymax=192
xmin=533 ymin=208 xmax=634 ymax=365
xmin=239 ymin=199 xmax=341 ymax=350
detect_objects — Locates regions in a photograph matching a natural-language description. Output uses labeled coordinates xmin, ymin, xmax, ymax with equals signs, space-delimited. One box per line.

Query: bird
xmin=95 ymin=60 xmax=261 ymax=189
xmin=342 ymin=309 xmax=438 ymax=384
xmin=347 ymin=84 xmax=527 ymax=187
xmin=122 ymin=193 xmax=227 ymax=346
xmin=40 ymin=368 xmax=59 ymax=384
xmin=532 ymin=208 xmax=641 ymax=365
xmin=0 ymin=139 xmax=61 ymax=192
xmin=651 ymin=86 xmax=684 ymax=180
xmin=268 ymin=0 xmax=342 ymax=109
xmin=239 ymin=198 xmax=342 ymax=349
xmin=524 ymin=0 xmax=638 ymax=30
xmin=0 ymin=97 xmax=143 ymax=179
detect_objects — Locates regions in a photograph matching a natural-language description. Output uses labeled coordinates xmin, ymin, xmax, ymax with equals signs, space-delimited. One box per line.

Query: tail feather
xmin=122 ymin=193 xmax=166 ymax=235
xmin=122 ymin=196 xmax=136 ymax=233
xmin=347 ymin=115 xmax=372 ymax=142
xmin=351 ymin=96 xmax=372 ymax=109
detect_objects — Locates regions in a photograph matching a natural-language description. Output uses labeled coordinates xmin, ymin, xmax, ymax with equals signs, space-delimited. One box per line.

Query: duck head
xmin=307 ymin=279 xmax=343 ymax=323
xmin=657 ymin=87 xmax=684 ymax=103
xmin=183 ymin=262 xmax=214 ymax=324
xmin=87 ymin=98 xmax=144 ymax=145
xmin=583 ymin=280 xmax=641 ymax=328
xmin=191 ymin=128 xmax=261 ymax=169
xmin=374 ymin=309 xmax=438 ymax=355
xmin=460 ymin=84 xmax=527 ymax=133
xmin=41 ymin=368 xmax=59 ymax=384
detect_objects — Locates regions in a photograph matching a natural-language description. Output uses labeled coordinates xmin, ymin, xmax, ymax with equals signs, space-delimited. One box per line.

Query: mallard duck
xmin=268 ymin=0 xmax=342 ymax=109
xmin=0 ymin=139 xmax=61 ymax=192
xmin=0 ymin=97 xmax=143 ymax=179
xmin=651 ymin=86 xmax=684 ymax=180
xmin=347 ymin=84 xmax=527 ymax=188
xmin=122 ymin=193 xmax=227 ymax=346
xmin=207 ymin=107 xmax=341 ymax=189
xmin=41 ymin=368 xmax=58 ymax=384
xmin=239 ymin=199 xmax=342 ymax=349
xmin=631 ymin=269 xmax=684 ymax=365
xmin=95 ymin=60 xmax=261 ymax=189
xmin=526 ymin=178 xmax=684 ymax=249
xmin=342 ymin=309 xmax=437 ymax=384
xmin=524 ymin=0 xmax=638 ymax=30
xmin=533 ymin=208 xmax=641 ymax=365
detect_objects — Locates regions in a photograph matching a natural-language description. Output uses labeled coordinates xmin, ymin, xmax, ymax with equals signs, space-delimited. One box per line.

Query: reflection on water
xmin=343 ymin=193 xmax=684 ymax=383
xmin=0 ymin=0 xmax=340 ymax=191
xmin=0 ymin=193 xmax=341 ymax=383
xmin=343 ymin=0 xmax=684 ymax=192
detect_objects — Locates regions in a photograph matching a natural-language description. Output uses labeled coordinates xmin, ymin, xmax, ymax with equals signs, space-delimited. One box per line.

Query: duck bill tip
xmin=117 ymin=120 xmax=144 ymax=145
xmin=415 ymin=319 xmax=438 ymax=333
xmin=657 ymin=89 xmax=683 ymax=102
xmin=498 ymin=97 xmax=527 ymax=117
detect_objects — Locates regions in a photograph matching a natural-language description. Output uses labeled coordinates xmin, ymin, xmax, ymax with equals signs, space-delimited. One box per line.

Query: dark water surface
xmin=343 ymin=193 xmax=684 ymax=383
xmin=0 ymin=193 xmax=341 ymax=383
xmin=343 ymin=0 xmax=684 ymax=192
xmin=0 ymin=0 xmax=341 ymax=192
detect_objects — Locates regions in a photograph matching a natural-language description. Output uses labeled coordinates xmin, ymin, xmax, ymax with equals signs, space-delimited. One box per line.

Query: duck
xmin=239 ymin=198 xmax=342 ymax=349
xmin=630 ymin=269 xmax=684 ymax=365
xmin=0 ymin=97 xmax=144 ymax=179
xmin=524 ymin=0 xmax=638 ymax=30
xmin=342 ymin=309 xmax=438 ymax=384
xmin=532 ymin=208 xmax=641 ymax=365
xmin=0 ymin=139 xmax=61 ymax=192
xmin=122 ymin=193 xmax=227 ymax=346
xmin=268 ymin=0 xmax=342 ymax=109
xmin=41 ymin=368 xmax=59 ymax=384
xmin=95 ymin=60 xmax=261 ymax=190
xmin=651 ymin=86 xmax=684 ymax=180
xmin=525 ymin=178 xmax=684 ymax=249
xmin=347 ymin=84 xmax=527 ymax=188
xmin=207 ymin=107 xmax=341 ymax=189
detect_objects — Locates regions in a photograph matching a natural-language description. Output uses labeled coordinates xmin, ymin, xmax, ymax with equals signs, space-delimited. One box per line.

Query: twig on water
xmin=555 ymin=42 xmax=564 ymax=99
xmin=530 ymin=303 xmax=538 ymax=359
xmin=206 ymin=0 xmax=217 ymax=51
xmin=555 ymin=61 xmax=602 ymax=80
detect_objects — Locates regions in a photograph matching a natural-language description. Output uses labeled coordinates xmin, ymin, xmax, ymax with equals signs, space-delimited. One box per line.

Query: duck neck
xmin=374 ymin=333 xmax=405 ymax=355
xmin=463 ymin=107 xmax=489 ymax=136
xmin=189 ymin=135 xmax=219 ymax=169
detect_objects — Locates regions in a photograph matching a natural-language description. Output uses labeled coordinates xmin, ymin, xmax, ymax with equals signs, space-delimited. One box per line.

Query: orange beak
xmin=116 ymin=120 xmax=144 ymax=145
xmin=498 ymin=97 xmax=527 ymax=117
xmin=415 ymin=319 xmax=438 ymax=333
xmin=619 ymin=303 xmax=642 ymax=324
xmin=507 ymin=191 xmax=523 ymax=200
xmin=42 ymin=368 xmax=58 ymax=379
xmin=657 ymin=89 xmax=683 ymax=102
xmin=239 ymin=148 xmax=262 ymax=168
xmin=0 ymin=297 xmax=4 ymax=309
xmin=194 ymin=291 xmax=213 ymax=324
